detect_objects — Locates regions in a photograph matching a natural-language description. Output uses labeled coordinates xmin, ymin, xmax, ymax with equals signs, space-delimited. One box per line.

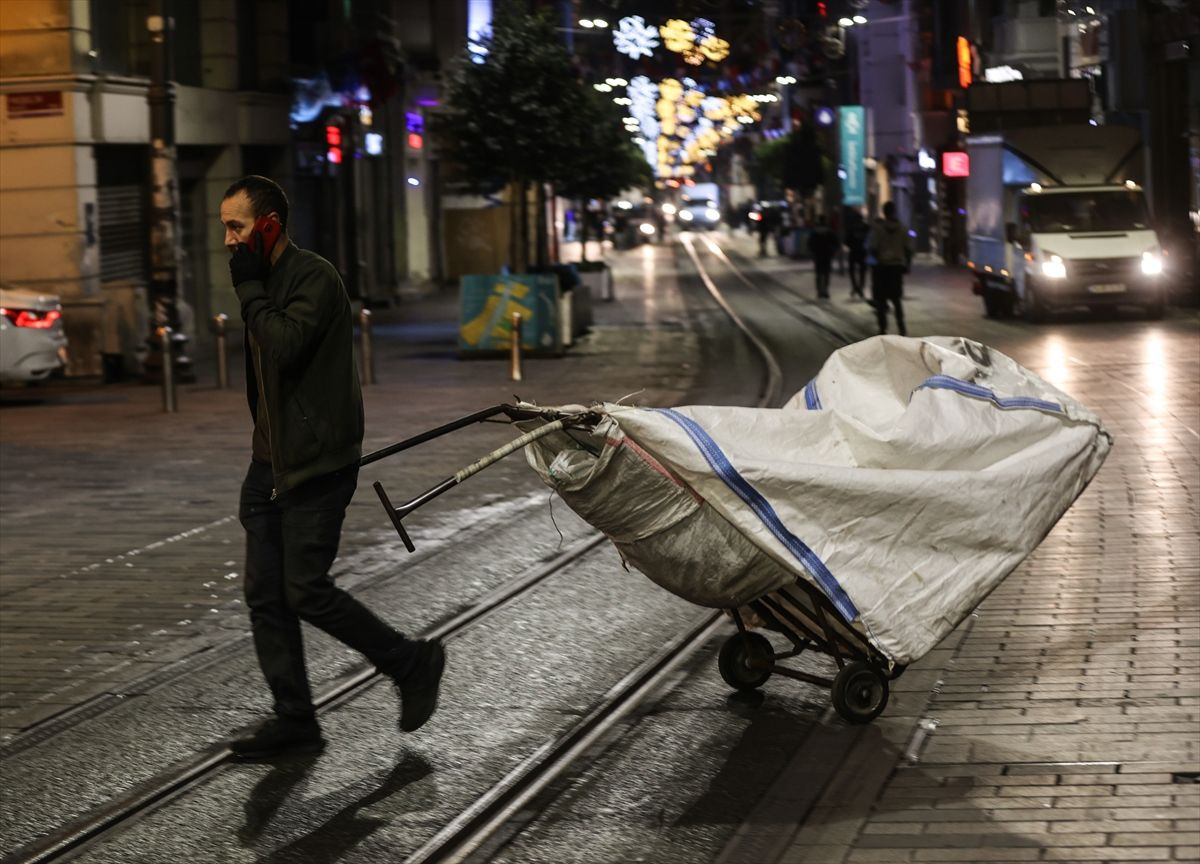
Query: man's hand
xmin=229 ymin=236 xmax=270 ymax=287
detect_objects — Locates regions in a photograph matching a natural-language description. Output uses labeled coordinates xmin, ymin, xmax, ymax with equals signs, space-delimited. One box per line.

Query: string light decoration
xmin=613 ymin=15 xmax=660 ymax=59
xmin=659 ymin=19 xmax=695 ymax=53
xmin=605 ymin=21 xmax=756 ymax=178
xmin=658 ymin=17 xmax=730 ymax=65
xmin=645 ymin=76 xmax=761 ymax=177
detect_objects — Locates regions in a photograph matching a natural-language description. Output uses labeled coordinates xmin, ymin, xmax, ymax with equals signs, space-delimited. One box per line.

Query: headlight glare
xmin=679 ymin=210 xmax=694 ymax=222
xmin=639 ymin=222 xmax=656 ymax=235
xmin=1141 ymin=251 xmax=1163 ymax=275
xmin=1041 ymin=255 xmax=1066 ymax=279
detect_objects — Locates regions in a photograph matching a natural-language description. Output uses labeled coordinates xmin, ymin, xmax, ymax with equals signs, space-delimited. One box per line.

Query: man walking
xmin=844 ymin=210 xmax=869 ymax=300
xmin=868 ymin=201 xmax=913 ymax=335
xmin=806 ymin=214 xmax=838 ymax=300
xmin=221 ymin=175 xmax=444 ymax=758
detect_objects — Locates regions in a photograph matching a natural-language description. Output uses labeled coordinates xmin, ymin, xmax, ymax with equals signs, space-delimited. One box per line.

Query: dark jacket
xmin=807 ymin=225 xmax=838 ymax=264
xmin=868 ymin=217 xmax=913 ymax=268
xmin=238 ymin=243 xmax=364 ymax=496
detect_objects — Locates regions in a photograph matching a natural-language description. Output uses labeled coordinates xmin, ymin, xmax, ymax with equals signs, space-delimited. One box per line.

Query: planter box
xmin=458 ymin=273 xmax=562 ymax=356
xmin=577 ymin=266 xmax=613 ymax=303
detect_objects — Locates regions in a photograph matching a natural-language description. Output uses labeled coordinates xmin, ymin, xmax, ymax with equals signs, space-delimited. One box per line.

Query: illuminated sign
xmin=957 ymin=36 xmax=972 ymax=88
xmin=984 ymin=65 xmax=1023 ymax=83
xmin=839 ymin=106 xmax=866 ymax=205
xmin=943 ymin=151 xmax=970 ymax=177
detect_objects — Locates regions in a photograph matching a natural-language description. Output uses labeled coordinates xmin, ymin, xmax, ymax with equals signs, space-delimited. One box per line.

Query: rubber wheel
xmin=831 ymin=661 xmax=890 ymax=724
xmin=1024 ymin=283 xmax=1045 ymax=322
xmin=718 ymin=632 xmax=774 ymax=691
xmin=982 ymin=290 xmax=999 ymax=319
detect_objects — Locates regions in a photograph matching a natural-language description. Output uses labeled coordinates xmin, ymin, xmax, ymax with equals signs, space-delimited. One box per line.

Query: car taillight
xmin=0 ymin=307 xmax=61 ymax=329
xmin=749 ymin=212 xmax=762 ymax=222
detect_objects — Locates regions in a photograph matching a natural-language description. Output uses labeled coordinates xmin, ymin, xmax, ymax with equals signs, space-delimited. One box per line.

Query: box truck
xmin=966 ymin=124 xmax=1167 ymax=320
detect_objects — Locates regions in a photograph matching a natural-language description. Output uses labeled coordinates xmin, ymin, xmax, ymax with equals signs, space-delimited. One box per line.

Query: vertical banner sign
xmin=839 ymin=106 xmax=866 ymax=206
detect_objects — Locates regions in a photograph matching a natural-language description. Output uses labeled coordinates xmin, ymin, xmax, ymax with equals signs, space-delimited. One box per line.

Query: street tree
xmin=439 ymin=7 xmax=587 ymax=271
xmin=553 ymin=92 xmax=654 ymax=262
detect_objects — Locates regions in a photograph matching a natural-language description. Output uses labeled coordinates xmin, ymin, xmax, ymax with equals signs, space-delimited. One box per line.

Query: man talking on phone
xmin=219 ymin=175 xmax=444 ymax=758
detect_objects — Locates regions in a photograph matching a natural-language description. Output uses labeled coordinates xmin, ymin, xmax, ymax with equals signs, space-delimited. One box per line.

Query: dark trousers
xmin=871 ymin=265 xmax=907 ymax=335
xmin=848 ymin=255 xmax=867 ymax=296
xmin=814 ymin=260 xmax=832 ymax=298
xmin=239 ymin=460 xmax=414 ymax=720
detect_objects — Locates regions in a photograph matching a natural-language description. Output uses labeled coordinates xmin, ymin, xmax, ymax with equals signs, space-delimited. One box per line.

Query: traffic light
xmin=325 ymin=122 xmax=343 ymax=165
xmin=817 ymin=1 xmax=827 ymax=17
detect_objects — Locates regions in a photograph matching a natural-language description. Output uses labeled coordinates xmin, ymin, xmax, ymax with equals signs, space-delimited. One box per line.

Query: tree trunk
xmin=579 ymin=202 xmax=589 ymax=263
xmin=535 ymin=182 xmax=548 ymax=269
xmin=518 ymin=180 xmax=530 ymax=272
xmin=508 ymin=182 xmax=519 ymax=272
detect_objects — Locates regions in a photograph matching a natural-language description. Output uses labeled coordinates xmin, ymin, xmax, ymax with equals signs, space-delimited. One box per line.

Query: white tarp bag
xmin=524 ymin=336 xmax=1111 ymax=665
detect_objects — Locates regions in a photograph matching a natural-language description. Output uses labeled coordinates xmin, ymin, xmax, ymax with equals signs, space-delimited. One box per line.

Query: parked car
xmin=0 ymin=283 xmax=69 ymax=384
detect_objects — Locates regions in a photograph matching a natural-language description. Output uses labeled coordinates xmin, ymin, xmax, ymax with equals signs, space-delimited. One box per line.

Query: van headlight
xmin=1041 ymin=254 xmax=1066 ymax=279
xmin=639 ymin=222 xmax=656 ymax=236
xmin=705 ymin=208 xmax=721 ymax=222
xmin=679 ymin=210 xmax=694 ymax=222
xmin=1141 ymin=251 xmax=1163 ymax=275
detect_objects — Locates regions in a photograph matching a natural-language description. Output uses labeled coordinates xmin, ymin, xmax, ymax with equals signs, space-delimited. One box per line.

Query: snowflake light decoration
xmin=613 ymin=15 xmax=659 ymax=60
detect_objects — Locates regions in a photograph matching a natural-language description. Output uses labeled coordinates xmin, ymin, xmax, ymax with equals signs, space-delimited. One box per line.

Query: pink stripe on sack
xmin=606 ymin=435 xmax=704 ymax=502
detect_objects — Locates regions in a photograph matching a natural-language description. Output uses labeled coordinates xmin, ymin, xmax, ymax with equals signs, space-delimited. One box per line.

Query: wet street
xmin=1 ymin=232 xmax=1197 ymax=864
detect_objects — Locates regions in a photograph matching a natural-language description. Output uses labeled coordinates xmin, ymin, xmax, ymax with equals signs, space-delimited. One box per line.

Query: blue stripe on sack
xmin=914 ymin=374 xmax=1063 ymax=413
xmin=656 ymin=408 xmax=859 ymax=621
xmin=804 ymin=378 xmax=822 ymax=410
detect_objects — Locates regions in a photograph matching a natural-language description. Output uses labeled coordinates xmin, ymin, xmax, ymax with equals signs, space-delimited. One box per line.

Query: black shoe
xmin=396 ymin=640 xmax=446 ymax=732
xmin=230 ymin=716 xmax=325 ymax=759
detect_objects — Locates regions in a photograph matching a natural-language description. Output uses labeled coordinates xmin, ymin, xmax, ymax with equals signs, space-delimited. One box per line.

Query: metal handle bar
xmin=373 ymin=419 xmax=568 ymax=553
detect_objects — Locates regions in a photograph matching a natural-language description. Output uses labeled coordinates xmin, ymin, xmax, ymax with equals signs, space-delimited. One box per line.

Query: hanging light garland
xmin=607 ymin=18 xmax=759 ymax=177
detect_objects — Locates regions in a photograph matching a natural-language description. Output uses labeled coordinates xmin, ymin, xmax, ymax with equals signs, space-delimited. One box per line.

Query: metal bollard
xmin=359 ymin=308 xmax=375 ymax=385
xmin=159 ymin=326 xmax=178 ymax=413
xmin=510 ymin=311 xmax=523 ymax=382
xmin=211 ymin=313 xmax=229 ymax=389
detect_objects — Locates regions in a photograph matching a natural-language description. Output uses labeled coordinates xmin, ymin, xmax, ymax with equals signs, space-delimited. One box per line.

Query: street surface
xmin=0 ymin=231 xmax=1197 ymax=863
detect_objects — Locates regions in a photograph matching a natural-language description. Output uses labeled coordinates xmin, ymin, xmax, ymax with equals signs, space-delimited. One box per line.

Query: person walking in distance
xmin=806 ymin=214 xmax=838 ymax=300
xmin=221 ymin=175 xmax=445 ymax=758
xmin=845 ymin=210 xmax=869 ymax=300
xmin=868 ymin=201 xmax=914 ymax=335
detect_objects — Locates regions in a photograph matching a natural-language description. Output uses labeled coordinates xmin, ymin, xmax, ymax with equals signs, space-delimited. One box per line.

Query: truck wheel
xmin=1023 ymin=284 xmax=1046 ymax=323
xmin=1145 ymin=294 xmax=1165 ymax=320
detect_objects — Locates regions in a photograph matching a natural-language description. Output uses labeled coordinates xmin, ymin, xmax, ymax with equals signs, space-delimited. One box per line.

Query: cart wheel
xmin=831 ymin=661 xmax=889 ymax=723
xmin=718 ymin=632 xmax=773 ymax=691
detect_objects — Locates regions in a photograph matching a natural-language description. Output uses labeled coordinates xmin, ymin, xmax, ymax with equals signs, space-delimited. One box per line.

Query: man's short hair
xmin=882 ymin=201 xmax=896 ymax=220
xmin=222 ymin=175 xmax=289 ymax=230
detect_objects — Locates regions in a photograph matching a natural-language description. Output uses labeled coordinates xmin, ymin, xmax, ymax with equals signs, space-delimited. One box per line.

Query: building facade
xmin=0 ymin=0 xmax=467 ymax=378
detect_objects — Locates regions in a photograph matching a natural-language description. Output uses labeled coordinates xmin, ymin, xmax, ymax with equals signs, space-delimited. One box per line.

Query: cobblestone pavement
xmin=711 ymin=231 xmax=1200 ymax=864
xmin=0 ymin=241 xmax=713 ymax=738
xmin=2 ymin=233 xmax=1197 ymax=863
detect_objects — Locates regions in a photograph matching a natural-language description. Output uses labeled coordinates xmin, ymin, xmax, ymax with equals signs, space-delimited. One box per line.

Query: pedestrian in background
xmin=757 ymin=205 xmax=779 ymax=257
xmin=221 ymin=175 xmax=445 ymax=759
xmin=807 ymin=214 xmax=838 ymax=299
xmin=845 ymin=210 xmax=869 ymax=300
xmin=867 ymin=201 xmax=914 ymax=336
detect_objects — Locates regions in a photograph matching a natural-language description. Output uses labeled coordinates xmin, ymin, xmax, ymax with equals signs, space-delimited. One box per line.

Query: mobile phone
xmin=250 ymin=215 xmax=282 ymax=261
